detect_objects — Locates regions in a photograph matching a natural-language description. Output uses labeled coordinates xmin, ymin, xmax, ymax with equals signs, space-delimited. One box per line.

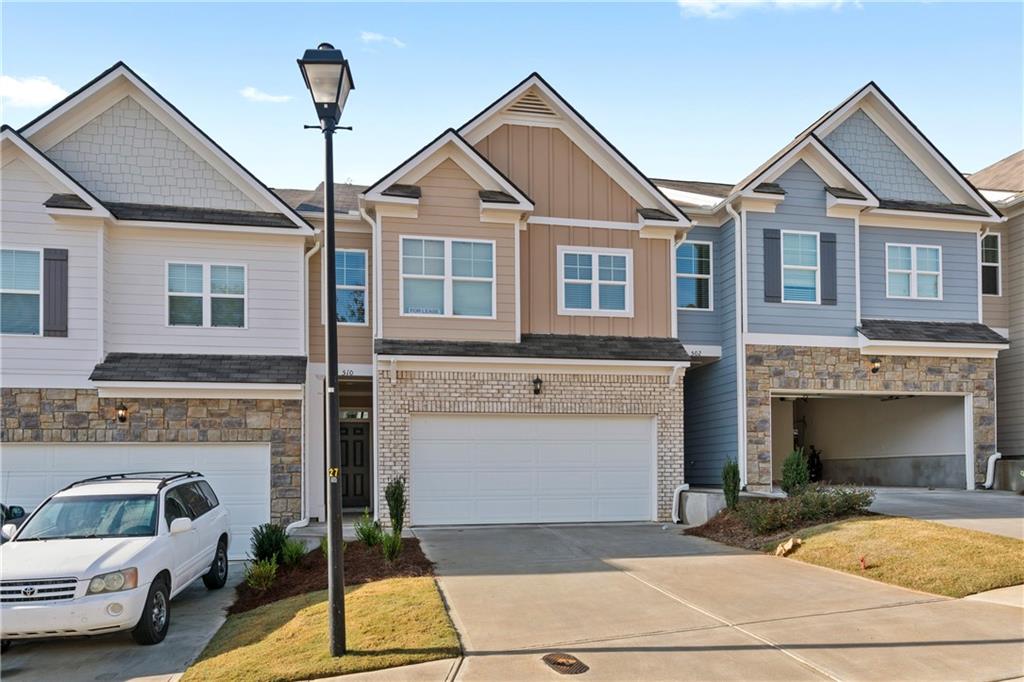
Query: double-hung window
xmin=886 ymin=244 xmax=941 ymax=300
xmin=336 ymin=250 xmax=367 ymax=324
xmin=0 ymin=249 xmax=42 ymax=335
xmin=781 ymin=231 xmax=819 ymax=304
xmin=676 ymin=242 xmax=712 ymax=310
xmin=557 ymin=246 xmax=632 ymax=316
xmin=400 ymin=237 xmax=494 ymax=318
xmin=981 ymin=234 xmax=1000 ymax=296
xmin=167 ymin=262 xmax=246 ymax=327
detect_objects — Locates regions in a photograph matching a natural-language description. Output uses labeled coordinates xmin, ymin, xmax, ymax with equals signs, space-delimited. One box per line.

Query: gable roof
xmin=969 ymin=150 xmax=1024 ymax=192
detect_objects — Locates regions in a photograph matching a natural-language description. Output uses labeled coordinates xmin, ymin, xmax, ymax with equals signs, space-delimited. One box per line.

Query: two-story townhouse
xmin=656 ymin=83 xmax=1007 ymax=493
xmin=0 ymin=63 xmax=315 ymax=555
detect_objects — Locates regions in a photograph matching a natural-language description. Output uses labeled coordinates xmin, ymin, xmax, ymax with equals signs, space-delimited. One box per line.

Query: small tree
xmin=385 ymin=477 xmax=407 ymax=534
xmin=781 ymin=447 xmax=810 ymax=496
xmin=722 ymin=459 xmax=740 ymax=510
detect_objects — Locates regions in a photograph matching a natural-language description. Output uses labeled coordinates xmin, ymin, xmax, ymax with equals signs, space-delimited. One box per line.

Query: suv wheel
xmin=131 ymin=577 xmax=170 ymax=645
xmin=203 ymin=540 xmax=229 ymax=590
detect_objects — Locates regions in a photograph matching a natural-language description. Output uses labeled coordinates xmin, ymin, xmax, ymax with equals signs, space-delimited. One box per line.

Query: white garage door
xmin=0 ymin=443 xmax=270 ymax=559
xmin=410 ymin=415 xmax=655 ymax=525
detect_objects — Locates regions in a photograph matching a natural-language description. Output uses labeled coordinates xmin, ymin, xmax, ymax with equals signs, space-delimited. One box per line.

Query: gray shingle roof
xmin=44 ymin=193 xmax=92 ymax=210
xmin=858 ymin=320 xmax=1008 ymax=344
xmin=274 ymin=183 xmax=368 ymax=214
xmin=650 ymin=179 xmax=733 ymax=198
xmin=969 ymin=149 xmax=1024 ymax=192
xmin=90 ymin=353 xmax=307 ymax=383
xmin=44 ymin=194 xmax=299 ymax=228
xmin=479 ymin=189 xmax=518 ymax=204
xmin=382 ymin=184 xmax=421 ymax=199
xmin=825 ymin=186 xmax=866 ymax=200
xmin=637 ymin=207 xmax=679 ymax=222
xmin=753 ymin=182 xmax=786 ymax=195
xmin=376 ymin=334 xmax=689 ymax=362
xmin=876 ymin=199 xmax=989 ymax=217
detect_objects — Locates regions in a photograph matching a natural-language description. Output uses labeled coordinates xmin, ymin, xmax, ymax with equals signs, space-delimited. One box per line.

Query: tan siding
xmin=307 ymin=230 xmax=373 ymax=366
xmin=997 ymin=211 xmax=1023 ymax=457
xmin=380 ymin=159 xmax=516 ymax=342
xmin=982 ymin=223 xmax=1009 ymax=329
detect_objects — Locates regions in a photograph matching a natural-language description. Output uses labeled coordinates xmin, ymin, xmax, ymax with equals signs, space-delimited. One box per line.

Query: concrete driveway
xmin=1 ymin=563 xmax=243 ymax=682
xmin=869 ymin=488 xmax=1024 ymax=540
xmin=417 ymin=524 xmax=1024 ymax=681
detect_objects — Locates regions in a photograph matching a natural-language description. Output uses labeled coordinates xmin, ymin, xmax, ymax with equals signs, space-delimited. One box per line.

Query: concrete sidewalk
xmin=869 ymin=487 xmax=1024 ymax=539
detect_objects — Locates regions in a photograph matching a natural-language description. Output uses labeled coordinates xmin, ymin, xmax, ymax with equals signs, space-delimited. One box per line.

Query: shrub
xmin=781 ymin=448 xmax=810 ymax=496
xmin=244 ymin=558 xmax=278 ymax=592
xmin=281 ymin=538 xmax=307 ymax=568
xmin=354 ymin=508 xmax=384 ymax=547
xmin=381 ymin=530 xmax=402 ymax=563
xmin=735 ymin=486 xmax=875 ymax=535
xmin=250 ymin=523 xmax=287 ymax=563
xmin=320 ymin=535 xmax=329 ymax=560
xmin=722 ymin=460 xmax=740 ymax=510
xmin=385 ymin=477 xmax=407 ymax=535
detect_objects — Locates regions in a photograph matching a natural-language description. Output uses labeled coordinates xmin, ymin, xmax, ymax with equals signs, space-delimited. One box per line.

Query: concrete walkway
xmin=869 ymin=487 xmax=1024 ymax=540
xmin=417 ymin=524 xmax=1024 ymax=681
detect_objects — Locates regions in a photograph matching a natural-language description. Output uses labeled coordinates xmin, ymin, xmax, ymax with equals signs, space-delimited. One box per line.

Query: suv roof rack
xmin=62 ymin=471 xmax=202 ymax=491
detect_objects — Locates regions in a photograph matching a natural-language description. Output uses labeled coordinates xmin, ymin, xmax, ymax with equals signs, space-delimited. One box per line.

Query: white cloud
xmin=678 ymin=0 xmax=855 ymax=19
xmin=360 ymin=31 xmax=406 ymax=48
xmin=0 ymin=75 xmax=68 ymax=108
xmin=240 ymin=86 xmax=291 ymax=103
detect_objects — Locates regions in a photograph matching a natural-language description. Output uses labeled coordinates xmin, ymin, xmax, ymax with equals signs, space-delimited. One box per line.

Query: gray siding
xmin=823 ymin=109 xmax=948 ymax=204
xmin=997 ymin=210 xmax=1023 ymax=457
xmin=860 ymin=226 xmax=979 ymax=322
xmin=677 ymin=225 xmax=721 ymax=347
xmin=746 ymin=161 xmax=858 ymax=337
xmin=684 ymin=220 xmax=738 ymax=486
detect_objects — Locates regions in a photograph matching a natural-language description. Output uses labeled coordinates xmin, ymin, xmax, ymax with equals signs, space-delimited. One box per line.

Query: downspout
xmin=726 ymin=201 xmax=748 ymax=489
xmin=982 ymin=452 xmax=1002 ymax=490
xmin=359 ymin=204 xmax=382 ymax=520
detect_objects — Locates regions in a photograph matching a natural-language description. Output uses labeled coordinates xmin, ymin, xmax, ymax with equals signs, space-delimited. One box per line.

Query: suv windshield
xmin=16 ymin=494 xmax=158 ymax=540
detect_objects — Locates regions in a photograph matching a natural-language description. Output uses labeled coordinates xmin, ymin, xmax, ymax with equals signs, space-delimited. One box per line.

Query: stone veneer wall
xmin=376 ymin=369 xmax=685 ymax=524
xmin=744 ymin=345 xmax=996 ymax=489
xmin=2 ymin=389 xmax=302 ymax=523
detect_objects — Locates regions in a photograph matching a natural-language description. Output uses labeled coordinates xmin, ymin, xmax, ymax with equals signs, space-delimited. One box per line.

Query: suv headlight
xmin=87 ymin=568 xmax=138 ymax=594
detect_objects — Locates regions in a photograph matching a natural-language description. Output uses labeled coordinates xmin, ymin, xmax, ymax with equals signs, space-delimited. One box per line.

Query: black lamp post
xmin=298 ymin=42 xmax=354 ymax=658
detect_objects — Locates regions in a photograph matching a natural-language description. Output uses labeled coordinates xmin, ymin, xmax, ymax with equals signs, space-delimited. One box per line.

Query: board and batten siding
xmin=982 ymin=223 xmax=1009 ymax=330
xmin=104 ymin=226 xmax=305 ymax=355
xmin=997 ymin=210 xmax=1023 ymax=457
xmin=859 ymin=226 xmax=978 ymax=322
xmin=379 ymin=159 xmax=517 ymax=343
xmin=307 ymin=229 xmax=372 ymax=366
xmin=746 ymin=161 xmax=858 ymax=337
xmin=683 ymin=219 xmax=738 ymax=486
xmin=1 ymin=157 xmax=100 ymax=388
xmin=677 ymin=225 xmax=721 ymax=347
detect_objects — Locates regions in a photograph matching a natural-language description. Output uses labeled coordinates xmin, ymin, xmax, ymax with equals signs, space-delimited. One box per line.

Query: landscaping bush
xmin=281 ymin=538 xmax=307 ymax=568
xmin=320 ymin=535 xmax=329 ymax=560
xmin=722 ymin=460 xmax=740 ymax=510
xmin=381 ymin=531 xmax=403 ymax=564
xmin=735 ymin=486 xmax=875 ymax=535
xmin=244 ymin=558 xmax=278 ymax=592
xmin=385 ymin=477 xmax=407 ymax=535
xmin=354 ymin=508 xmax=384 ymax=547
xmin=250 ymin=523 xmax=288 ymax=563
xmin=781 ymin=448 xmax=810 ymax=496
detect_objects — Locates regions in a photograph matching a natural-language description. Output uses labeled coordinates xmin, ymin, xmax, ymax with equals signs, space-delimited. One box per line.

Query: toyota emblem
xmin=21 ymin=586 xmax=36 ymax=597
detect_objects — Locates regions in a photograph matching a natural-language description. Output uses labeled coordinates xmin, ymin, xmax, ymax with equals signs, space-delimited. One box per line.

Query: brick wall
xmin=376 ymin=369 xmax=685 ymax=524
xmin=1 ymin=388 xmax=302 ymax=523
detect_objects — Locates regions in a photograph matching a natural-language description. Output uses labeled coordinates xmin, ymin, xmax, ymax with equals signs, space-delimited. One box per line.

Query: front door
xmin=340 ymin=422 xmax=371 ymax=509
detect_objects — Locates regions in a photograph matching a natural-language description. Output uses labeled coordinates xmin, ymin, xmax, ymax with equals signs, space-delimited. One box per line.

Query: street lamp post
xmin=298 ymin=42 xmax=354 ymax=657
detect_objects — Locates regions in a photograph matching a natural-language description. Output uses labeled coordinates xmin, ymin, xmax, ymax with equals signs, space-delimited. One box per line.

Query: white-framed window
xmin=335 ymin=249 xmax=368 ymax=325
xmin=781 ymin=230 xmax=820 ymax=304
xmin=0 ymin=248 xmax=42 ymax=335
xmin=676 ymin=241 xmax=712 ymax=311
xmin=400 ymin=236 xmax=495 ymax=318
xmin=886 ymin=244 xmax=942 ymax=300
xmin=167 ymin=262 xmax=247 ymax=328
xmin=981 ymin=233 xmax=1000 ymax=297
xmin=557 ymin=245 xmax=633 ymax=316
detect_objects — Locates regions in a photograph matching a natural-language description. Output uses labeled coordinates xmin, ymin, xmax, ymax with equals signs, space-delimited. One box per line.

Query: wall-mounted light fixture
xmin=869 ymin=357 xmax=881 ymax=374
xmin=532 ymin=377 xmax=543 ymax=395
xmin=116 ymin=402 xmax=129 ymax=423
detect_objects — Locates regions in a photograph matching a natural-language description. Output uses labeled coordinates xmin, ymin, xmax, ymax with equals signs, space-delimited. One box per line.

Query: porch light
xmin=297 ymin=43 xmax=354 ymax=127
xmin=870 ymin=357 xmax=881 ymax=374
xmin=533 ymin=377 xmax=543 ymax=395
xmin=116 ymin=402 xmax=128 ymax=423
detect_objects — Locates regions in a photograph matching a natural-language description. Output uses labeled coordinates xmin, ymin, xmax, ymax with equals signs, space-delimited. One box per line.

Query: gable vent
xmin=506 ymin=90 xmax=557 ymax=118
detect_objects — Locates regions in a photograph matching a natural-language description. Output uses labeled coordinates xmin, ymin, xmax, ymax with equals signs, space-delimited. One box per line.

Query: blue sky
xmin=2 ymin=2 xmax=1021 ymax=190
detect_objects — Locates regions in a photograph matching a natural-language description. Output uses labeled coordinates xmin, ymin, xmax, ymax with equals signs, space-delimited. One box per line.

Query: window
xmin=676 ymin=242 xmax=712 ymax=310
xmin=781 ymin=231 xmax=819 ymax=304
xmin=167 ymin=262 xmax=246 ymax=327
xmin=982 ymin=234 xmax=1000 ymax=296
xmin=336 ymin=250 xmax=367 ymax=324
xmin=886 ymin=244 xmax=941 ymax=300
xmin=177 ymin=483 xmax=212 ymax=518
xmin=557 ymin=246 xmax=633 ymax=316
xmin=400 ymin=237 xmax=494 ymax=318
xmin=0 ymin=249 xmax=42 ymax=335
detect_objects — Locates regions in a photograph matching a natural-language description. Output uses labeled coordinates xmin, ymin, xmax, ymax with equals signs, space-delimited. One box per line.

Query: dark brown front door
xmin=340 ymin=422 xmax=370 ymax=509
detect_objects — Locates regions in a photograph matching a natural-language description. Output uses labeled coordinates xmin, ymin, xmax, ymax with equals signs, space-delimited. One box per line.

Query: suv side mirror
xmin=169 ymin=517 xmax=193 ymax=534
xmin=1 ymin=523 xmax=17 ymax=540
xmin=7 ymin=506 xmax=24 ymax=519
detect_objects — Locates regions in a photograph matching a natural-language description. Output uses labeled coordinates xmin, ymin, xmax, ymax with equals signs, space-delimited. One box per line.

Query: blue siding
xmin=684 ymin=220 xmax=738 ymax=486
xmin=677 ymin=225 xmax=721 ymax=347
xmin=860 ymin=226 xmax=979 ymax=322
xmin=746 ymin=161 xmax=858 ymax=337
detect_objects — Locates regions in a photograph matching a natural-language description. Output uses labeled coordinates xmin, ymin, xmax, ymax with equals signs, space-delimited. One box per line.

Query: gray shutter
xmin=820 ymin=233 xmax=837 ymax=306
xmin=43 ymin=248 xmax=68 ymax=337
xmin=763 ymin=229 xmax=781 ymax=303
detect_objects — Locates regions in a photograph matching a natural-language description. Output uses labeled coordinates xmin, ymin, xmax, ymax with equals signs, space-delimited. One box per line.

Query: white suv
xmin=0 ymin=472 xmax=230 ymax=649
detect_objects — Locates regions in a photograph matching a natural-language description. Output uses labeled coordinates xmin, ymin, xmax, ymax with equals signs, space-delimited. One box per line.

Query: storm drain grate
xmin=542 ymin=652 xmax=589 ymax=675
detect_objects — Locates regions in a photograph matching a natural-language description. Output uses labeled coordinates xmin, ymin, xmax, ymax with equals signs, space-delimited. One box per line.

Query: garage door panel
xmin=597 ymin=497 xmax=650 ymax=520
xmin=537 ymin=498 xmax=596 ymax=521
xmin=536 ymin=471 xmax=596 ymax=494
xmin=475 ymin=470 xmax=533 ymax=494
xmin=597 ymin=469 xmax=649 ymax=493
xmin=476 ymin=497 xmax=538 ymax=522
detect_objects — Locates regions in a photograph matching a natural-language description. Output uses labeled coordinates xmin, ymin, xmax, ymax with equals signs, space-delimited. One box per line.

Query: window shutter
xmin=43 ymin=248 xmax=68 ymax=337
xmin=820 ymin=232 xmax=837 ymax=306
xmin=763 ymin=229 xmax=781 ymax=303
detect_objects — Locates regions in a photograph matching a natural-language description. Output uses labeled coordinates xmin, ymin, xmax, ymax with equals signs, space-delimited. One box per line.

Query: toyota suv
xmin=0 ymin=472 xmax=230 ymax=649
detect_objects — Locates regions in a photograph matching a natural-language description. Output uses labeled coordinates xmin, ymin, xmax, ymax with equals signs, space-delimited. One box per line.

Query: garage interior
xmin=771 ymin=393 xmax=968 ymax=489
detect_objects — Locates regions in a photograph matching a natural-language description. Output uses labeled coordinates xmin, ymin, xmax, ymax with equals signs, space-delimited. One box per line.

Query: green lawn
xmin=782 ymin=516 xmax=1024 ymax=598
xmin=183 ymin=577 xmax=461 ymax=682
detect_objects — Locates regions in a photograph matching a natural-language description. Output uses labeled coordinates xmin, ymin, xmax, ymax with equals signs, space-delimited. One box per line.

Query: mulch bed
xmin=684 ymin=509 xmax=872 ymax=551
xmin=229 ymin=538 xmax=435 ymax=614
